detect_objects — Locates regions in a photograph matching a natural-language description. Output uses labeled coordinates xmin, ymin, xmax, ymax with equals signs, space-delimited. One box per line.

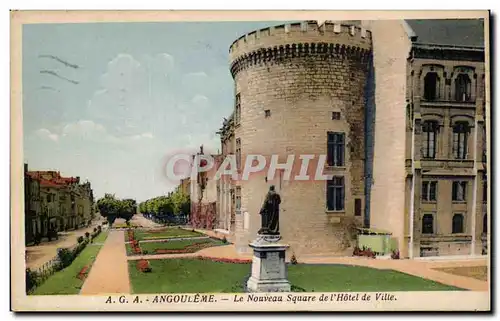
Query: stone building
xmin=24 ymin=164 xmax=41 ymax=244
xmin=25 ymin=169 xmax=95 ymax=242
xmin=225 ymin=21 xmax=372 ymax=257
xmin=212 ymin=19 xmax=488 ymax=258
xmin=215 ymin=113 xmax=237 ymax=235
xmin=367 ymin=19 xmax=487 ymax=258
xmin=189 ymin=146 xmax=220 ymax=229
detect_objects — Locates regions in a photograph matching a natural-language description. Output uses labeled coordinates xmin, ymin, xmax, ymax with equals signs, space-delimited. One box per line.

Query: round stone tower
xmin=229 ymin=21 xmax=372 ymax=257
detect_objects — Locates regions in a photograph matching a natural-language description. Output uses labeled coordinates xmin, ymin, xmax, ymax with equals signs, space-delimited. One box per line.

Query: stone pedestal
xmin=246 ymin=235 xmax=291 ymax=292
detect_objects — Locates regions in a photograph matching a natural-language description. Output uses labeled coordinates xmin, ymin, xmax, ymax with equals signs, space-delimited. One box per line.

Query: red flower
xmin=77 ymin=265 xmax=89 ymax=280
xmin=137 ymin=259 xmax=152 ymax=272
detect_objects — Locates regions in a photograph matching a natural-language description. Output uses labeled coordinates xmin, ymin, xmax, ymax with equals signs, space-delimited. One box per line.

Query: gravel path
xmin=80 ymin=230 xmax=131 ymax=295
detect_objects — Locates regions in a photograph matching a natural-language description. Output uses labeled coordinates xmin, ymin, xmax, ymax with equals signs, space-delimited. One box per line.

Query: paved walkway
xmin=80 ymin=230 xmax=131 ymax=295
xmin=26 ymin=219 xmax=105 ymax=269
xmin=127 ymin=243 xmax=488 ymax=292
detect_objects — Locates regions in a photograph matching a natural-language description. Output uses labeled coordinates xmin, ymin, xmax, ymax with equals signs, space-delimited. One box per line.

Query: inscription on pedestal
xmin=262 ymin=252 xmax=281 ymax=279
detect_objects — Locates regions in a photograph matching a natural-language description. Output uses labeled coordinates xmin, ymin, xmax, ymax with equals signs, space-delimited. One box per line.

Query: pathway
xmin=80 ymin=230 xmax=131 ymax=295
xmin=26 ymin=219 xmax=104 ymax=269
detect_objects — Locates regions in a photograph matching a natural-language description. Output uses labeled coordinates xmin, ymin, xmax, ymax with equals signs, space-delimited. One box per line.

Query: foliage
xmin=96 ymin=194 xmax=137 ymax=224
xmin=353 ymin=246 xmax=376 ymax=258
xmin=138 ymin=190 xmax=190 ymax=219
xmin=26 ymin=269 xmax=40 ymax=294
xmin=31 ymin=243 xmax=102 ymax=295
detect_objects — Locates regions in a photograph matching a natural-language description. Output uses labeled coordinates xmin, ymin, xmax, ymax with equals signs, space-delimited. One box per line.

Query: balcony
xmin=420 ymin=99 xmax=476 ymax=109
xmin=421 ymin=158 xmax=474 ymax=169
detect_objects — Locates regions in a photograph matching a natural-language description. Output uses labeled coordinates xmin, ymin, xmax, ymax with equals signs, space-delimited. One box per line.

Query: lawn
xmin=128 ymin=228 xmax=204 ymax=241
xmin=92 ymin=230 xmax=109 ymax=244
xmin=126 ymin=238 xmax=224 ymax=255
xmin=31 ymin=244 xmax=103 ymax=295
xmin=128 ymin=259 xmax=464 ymax=294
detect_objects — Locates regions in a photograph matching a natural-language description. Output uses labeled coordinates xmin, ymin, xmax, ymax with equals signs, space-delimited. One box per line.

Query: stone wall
xmin=229 ymin=21 xmax=371 ymax=257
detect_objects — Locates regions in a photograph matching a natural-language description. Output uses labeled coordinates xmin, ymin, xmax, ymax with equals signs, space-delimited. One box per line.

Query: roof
xmin=405 ymin=19 xmax=485 ymax=48
xmin=27 ymin=171 xmax=79 ymax=187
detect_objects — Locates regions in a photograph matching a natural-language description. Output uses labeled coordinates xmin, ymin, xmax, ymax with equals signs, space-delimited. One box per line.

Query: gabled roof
xmin=405 ymin=19 xmax=485 ymax=48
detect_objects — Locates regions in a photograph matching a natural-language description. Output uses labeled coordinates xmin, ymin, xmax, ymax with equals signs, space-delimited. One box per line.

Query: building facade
xmin=210 ymin=19 xmax=488 ymax=258
xmin=25 ymin=168 xmax=95 ymax=244
xmin=24 ymin=164 xmax=41 ymax=244
xmin=225 ymin=21 xmax=372 ymax=257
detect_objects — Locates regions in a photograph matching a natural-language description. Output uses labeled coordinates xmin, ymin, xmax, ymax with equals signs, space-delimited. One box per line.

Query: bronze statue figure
xmin=258 ymin=185 xmax=281 ymax=235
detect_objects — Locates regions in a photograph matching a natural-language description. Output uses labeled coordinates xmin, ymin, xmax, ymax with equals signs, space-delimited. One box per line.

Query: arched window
xmin=424 ymin=72 xmax=440 ymax=101
xmin=422 ymin=121 xmax=439 ymax=158
xmin=452 ymin=214 xmax=464 ymax=234
xmin=455 ymin=74 xmax=472 ymax=102
xmin=452 ymin=122 xmax=470 ymax=159
xmin=483 ymin=214 xmax=487 ymax=234
xmin=422 ymin=214 xmax=434 ymax=234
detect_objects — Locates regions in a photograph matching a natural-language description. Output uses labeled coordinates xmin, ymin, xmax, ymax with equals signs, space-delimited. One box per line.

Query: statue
xmin=258 ymin=185 xmax=281 ymax=235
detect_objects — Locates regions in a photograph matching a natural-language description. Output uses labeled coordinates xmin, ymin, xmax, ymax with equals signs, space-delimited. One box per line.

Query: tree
xmin=96 ymin=194 xmax=137 ymax=225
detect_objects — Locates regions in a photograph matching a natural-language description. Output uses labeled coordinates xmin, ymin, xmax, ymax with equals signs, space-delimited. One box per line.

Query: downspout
xmin=409 ymin=123 xmax=416 ymax=259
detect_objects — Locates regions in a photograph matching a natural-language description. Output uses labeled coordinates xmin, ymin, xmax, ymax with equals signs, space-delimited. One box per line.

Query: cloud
xmin=87 ymin=53 xmax=177 ymax=137
xmin=35 ymin=128 xmax=59 ymax=142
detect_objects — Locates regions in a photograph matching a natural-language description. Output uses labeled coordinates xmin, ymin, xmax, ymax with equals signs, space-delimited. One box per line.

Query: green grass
xmin=126 ymin=238 xmax=224 ymax=255
xmin=128 ymin=259 xmax=250 ymax=293
xmin=130 ymin=228 xmax=203 ymax=241
xmin=92 ymin=231 xmax=109 ymax=244
xmin=31 ymin=244 xmax=103 ymax=295
xmin=128 ymin=259 xmax=464 ymax=294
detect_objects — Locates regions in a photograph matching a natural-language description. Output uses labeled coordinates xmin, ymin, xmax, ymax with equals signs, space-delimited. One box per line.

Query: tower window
xmin=327 ymin=132 xmax=345 ymax=166
xmin=327 ymin=177 xmax=344 ymax=211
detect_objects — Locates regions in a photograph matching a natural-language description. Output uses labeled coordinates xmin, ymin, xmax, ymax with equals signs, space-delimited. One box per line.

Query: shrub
xmin=77 ymin=236 xmax=84 ymax=243
xmin=353 ymin=246 xmax=376 ymax=258
xmin=85 ymin=232 xmax=90 ymax=239
xmin=25 ymin=269 xmax=39 ymax=294
xmin=57 ymin=248 xmax=74 ymax=268
xmin=290 ymin=254 xmax=298 ymax=265
xmin=137 ymin=260 xmax=152 ymax=272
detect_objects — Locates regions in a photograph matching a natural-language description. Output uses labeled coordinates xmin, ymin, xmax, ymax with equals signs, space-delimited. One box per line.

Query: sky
xmin=22 ymin=21 xmax=292 ymax=202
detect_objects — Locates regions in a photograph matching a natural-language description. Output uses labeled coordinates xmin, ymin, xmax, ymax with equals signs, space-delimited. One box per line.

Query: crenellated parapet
xmin=229 ymin=21 xmax=372 ymax=78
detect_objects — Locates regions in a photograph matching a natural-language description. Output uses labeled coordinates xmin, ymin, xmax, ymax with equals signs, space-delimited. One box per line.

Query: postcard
xmin=10 ymin=10 xmax=490 ymax=312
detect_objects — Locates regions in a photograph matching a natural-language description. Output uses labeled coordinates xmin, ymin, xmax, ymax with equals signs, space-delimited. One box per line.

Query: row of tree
xmin=138 ymin=190 xmax=190 ymax=217
xmin=96 ymin=194 xmax=137 ymax=225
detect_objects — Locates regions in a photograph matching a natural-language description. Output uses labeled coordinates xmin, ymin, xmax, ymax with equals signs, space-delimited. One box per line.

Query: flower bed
xmin=76 ymin=265 xmax=89 ymax=280
xmin=128 ymin=229 xmax=142 ymax=254
xmin=136 ymin=259 xmax=152 ymax=272
xmin=153 ymin=240 xmax=214 ymax=254
xmin=196 ymin=256 xmax=251 ymax=264
xmin=353 ymin=246 xmax=376 ymax=259
xmin=142 ymin=235 xmax=205 ymax=241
